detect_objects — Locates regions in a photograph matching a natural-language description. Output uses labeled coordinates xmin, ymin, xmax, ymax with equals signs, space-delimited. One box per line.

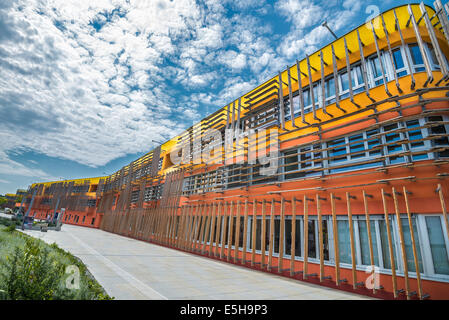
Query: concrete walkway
xmin=0 ymin=212 xmax=13 ymax=219
xmin=22 ymin=225 xmax=372 ymax=300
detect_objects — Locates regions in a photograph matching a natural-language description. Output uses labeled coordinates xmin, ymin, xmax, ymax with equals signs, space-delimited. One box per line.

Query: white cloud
xmin=218 ymin=50 xmax=247 ymax=71
xmin=276 ymin=0 xmax=363 ymax=60
xmin=0 ymin=150 xmax=56 ymax=181
xmin=0 ymin=0 xmax=367 ymax=187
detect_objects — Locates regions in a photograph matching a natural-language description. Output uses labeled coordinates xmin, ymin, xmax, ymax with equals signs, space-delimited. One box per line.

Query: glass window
xmin=273 ymin=219 xmax=280 ymax=254
xmin=379 ymin=218 xmax=398 ymax=270
xmin=285 ymin=218 xmax=301 ymax=257
xmin=349 ymin=134 xmax=365 ymax=160
xmin=427 ymin=44 xmax=440 ymax=69
xmin=222 ymin=216 xmax=228 ymax=245
xmin=283 ymin=145 xmax=321 ymax=180
xmin=393 ymin=48 xmax=405 ymax=70
xmin=400 ymin=217 xmax=423 ymax=273
xmin=308 ymin=220 xmax=317 ymax=259
xmin=409 ymin=44 xmax=425 ymax=72
xmin=428 ymin=116 xmax=449 ymax=158
xmin=254 ymin=218 xmax=261 ymax=250
xmin=230 ymin=216 xmax=237 ymax=246
xmin=325 ymin=77 xmax=336 ymax=105
xmin=358 ymin=220 xmax=380 ymax=266
xmin=384 ymin=123 xmax=405 ymax=164
xmin=367 ymin=129 xmax=382 ymax=157
xmin=263 ymin=218 xmax=270 ymax=252
xmin=301 ymin=148 xmax=313 ymax=169
xmin=313 ymin=83 xmax=321 ymax=108
xmin=352 ymin=65 xmax=365 ymax=94
xmin=329 ymin=138 xmax=347 ymax=164
xmin=303 ymin=88 xmax=311 ymax=108
xmin=425 ymin=216 xmax=449 ymax=275
xmin=369 ymin=55 xmax=384 ymax=86
xmin=406 ymin=120 xmax=428 ymax=161
xmin=340 ymin=72 xmax=350 ymax=92
xmin=338 ymin=220 xmax=352 ymax=264
xmin=312 ymin=144 xmax=322 ymax=168
xmin=284 ymin=150 xmax=302 ymax=180
xmin=353 ymin=65 xmax=364 ymax=86
xmin=392 ymin=48 xmax=408 ymax=77
xmin=322 ymin=220 xmax=330 ymax=261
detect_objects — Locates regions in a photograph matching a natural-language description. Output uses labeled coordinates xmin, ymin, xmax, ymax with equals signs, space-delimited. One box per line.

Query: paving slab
xmin=21 ymin=225 xmax=374 ymax=300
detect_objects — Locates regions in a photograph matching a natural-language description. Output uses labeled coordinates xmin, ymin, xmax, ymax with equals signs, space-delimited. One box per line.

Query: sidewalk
xmin=21 ymin=225 xmax=373 ymax=300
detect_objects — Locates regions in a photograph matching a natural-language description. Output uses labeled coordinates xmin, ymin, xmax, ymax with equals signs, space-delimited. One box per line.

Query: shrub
xmin=0 ymin=230 xmax=113 ymax=300
xmin=0 ymin=238 xmax=67 ymax=299
xmin=0 ymin=217 xmax=11 ymax=227
xmin=5 ymin=225 xmax=16 ymax=233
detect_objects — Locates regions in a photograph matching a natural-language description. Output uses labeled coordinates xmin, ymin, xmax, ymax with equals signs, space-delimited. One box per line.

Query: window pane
xmin=313 ymin=84 xmax=320 ymax=104
xmin=304 ymin=89 xmax=311 ymax=107
xmin=274 ymin=219 xmax=280 ymax=254
xmin=285 ymin=219 xmax=292 ymax=255
xmin=222 ymin=216 xmax=228 ymax=245
xmin=393 ymin=48 xmax=405 ymax=70
xmin=285 ymin=219 xmax=301 ymax=257
xmin=284 ymin=150 xmax=302 ymax=180
xmin=428 ymin=117 xmax=449 ymax=157
xmin=264 ymin=219 xmax=270 ymax=251
xmin=322 ymin=220 xmax=330 ymax=261
xmin=358 ymin=220 xmax=380 ymax=266
xmin=329 ymin=138 xmax=347 ymax=164
xmin=300 ymin=147 xmax=312 ymax=169
xmin=296 ymin=219 xmax=302 ymax=257
xmin=248 ymin=217 xmax=254 ymax=250
xmin=354 ymin=65 xmax=363 ymax=86
xmin=338 ymin=220 xmax=352 ymax=264
xmin=401 ymin=218 xmax=423 ymax=273
xmin=425 ymin=216 xmax=449 ymax=275
xmin=204 ymin=217 xmax=211 ymax=243
xmin=349 ymin=134 xmax=365 ymax=159
xmin=325 ymin=78 xmax=335 ymax=98
xmin=409 ymin=44 xmax=424 ymax=66
xmin=313 ymin=144 xmax=322 ymax=168
xmin=428 ymin=44 xmax=440 ymax=67
xmin=340 ymin=72 xmax=349 ymax=92
xmin=308 ymin=220 xmax=317 ymax=259
xmin=256 ymin=219 xmax=261 ymax=251
xmin=379 ymin=218 xmax=398 ymax=270
xmin=407 ymin=120 xmax=425 ymax=148
xmin=371 ymin=56 xmax=382 ymax=78
xmin=367 ymin=129 xmax=381 ymax=156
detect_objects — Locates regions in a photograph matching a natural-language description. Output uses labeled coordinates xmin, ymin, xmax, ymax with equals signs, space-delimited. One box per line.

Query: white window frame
xmin=367 ymin=51 xmax=389 ymax=88
xmin=388 ymin=45 xmax=410 ymax=79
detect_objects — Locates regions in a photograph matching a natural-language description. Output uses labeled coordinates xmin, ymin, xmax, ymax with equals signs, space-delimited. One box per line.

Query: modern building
xmin=23 ymin=177 xmax=105 ymax=226
xmin=15 ymin=189 xmax=27 ymax=197
xmin=22 ymin=2 xmax=449 ymax=300
xmin=1 ymin=193 xmax=17 ymax=209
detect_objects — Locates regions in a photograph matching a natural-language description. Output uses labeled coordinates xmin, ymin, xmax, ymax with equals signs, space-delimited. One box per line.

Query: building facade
xmin=22 ymin=3 xmax=449 ymax=300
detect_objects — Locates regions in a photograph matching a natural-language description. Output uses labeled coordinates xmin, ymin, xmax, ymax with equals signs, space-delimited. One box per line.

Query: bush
xmin=5 ymin=225 xmax=16 ymax=233
xmin=0 ymin=235 xmax=113 ymax=300
xmin=0 ymin=238 xmax=66 ymax=299
xmin=0 ymin=217 xmax=20 ymax=228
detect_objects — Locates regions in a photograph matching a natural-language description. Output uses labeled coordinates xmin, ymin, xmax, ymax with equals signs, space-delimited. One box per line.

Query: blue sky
xmin=0 ymin=0 xmax=442 ymax=195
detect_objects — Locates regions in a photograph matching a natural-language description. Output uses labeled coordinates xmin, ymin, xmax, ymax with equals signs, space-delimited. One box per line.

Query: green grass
xmin=0 ymin=226 xmax=114 ymax=300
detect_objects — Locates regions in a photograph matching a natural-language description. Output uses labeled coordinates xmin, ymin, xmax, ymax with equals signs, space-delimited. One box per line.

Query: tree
xmin=0 ymin=197 xmax=7 ymax=206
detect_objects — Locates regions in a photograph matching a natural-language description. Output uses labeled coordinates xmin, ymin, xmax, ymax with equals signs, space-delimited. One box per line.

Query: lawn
xmin=0 ymin=223 xmax=113 ymax=300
